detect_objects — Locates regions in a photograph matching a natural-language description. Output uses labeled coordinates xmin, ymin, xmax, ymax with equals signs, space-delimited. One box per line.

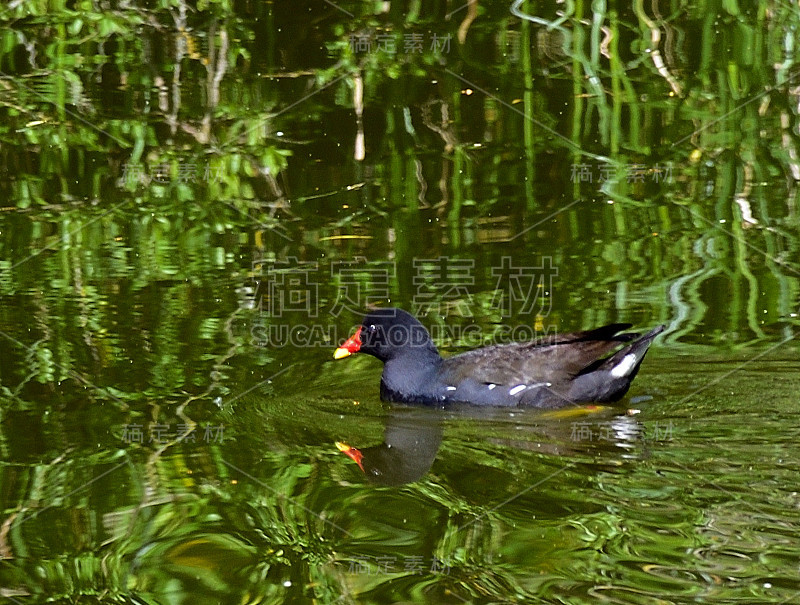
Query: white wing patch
xmin=507 ymin=383 xmax=552 ymax=396
xmin=610 ymin=353 xmax=638 ymax=378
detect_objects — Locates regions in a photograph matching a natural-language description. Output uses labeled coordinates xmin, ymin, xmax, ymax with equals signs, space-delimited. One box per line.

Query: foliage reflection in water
xmin=1 ymin=0 xmax=800 ymax=603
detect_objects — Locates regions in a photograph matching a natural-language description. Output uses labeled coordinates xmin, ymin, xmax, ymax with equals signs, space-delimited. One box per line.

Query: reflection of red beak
xmin=335 ymin=441 xmax=365 ymax=472
xmin=334 ymin=327 xmax=362 ymax=360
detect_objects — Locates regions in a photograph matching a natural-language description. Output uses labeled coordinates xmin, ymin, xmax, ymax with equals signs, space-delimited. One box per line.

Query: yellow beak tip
xmin=333 ymin=348 xmax=351 ymax=360
xmin=335 ymin=441 xmax=350 ymax=452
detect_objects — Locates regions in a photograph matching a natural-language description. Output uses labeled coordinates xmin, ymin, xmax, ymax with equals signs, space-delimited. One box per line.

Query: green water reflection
xmin=1 ymin=0 xmax=800 ymax=603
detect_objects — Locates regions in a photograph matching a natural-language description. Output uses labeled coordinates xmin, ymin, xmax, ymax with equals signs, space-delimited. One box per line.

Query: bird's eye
xmin=367 ymin=324 xmax=377 ymax=333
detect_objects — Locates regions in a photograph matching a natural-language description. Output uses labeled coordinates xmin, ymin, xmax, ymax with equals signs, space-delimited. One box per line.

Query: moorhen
xmin=334 ymin=308 xmax=664 ymax=408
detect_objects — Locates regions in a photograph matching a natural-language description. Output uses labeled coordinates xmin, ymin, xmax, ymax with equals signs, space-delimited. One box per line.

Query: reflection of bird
xmin=336 ymin=406 xmax=651 ymax=486
xmin=336 ymin=411 xmax=443 ymax=486
xmin=335 ymin=309 xmax=663 ymax=409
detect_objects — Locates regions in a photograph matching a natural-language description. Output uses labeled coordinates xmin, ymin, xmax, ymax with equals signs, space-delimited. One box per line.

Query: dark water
xmin=1 ymin=0 xmax=800 ymax=603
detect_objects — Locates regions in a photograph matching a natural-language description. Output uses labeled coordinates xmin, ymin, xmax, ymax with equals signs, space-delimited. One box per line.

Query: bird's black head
xmin=334 ymin=308 xmax=437 ymax=363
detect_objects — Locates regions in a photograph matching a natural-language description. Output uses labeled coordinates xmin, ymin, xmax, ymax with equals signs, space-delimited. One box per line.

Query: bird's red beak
xmin=334 ymin=327 xmax=362 ymax=359
xmin=335 ymin=441 xmax=365 ymax=471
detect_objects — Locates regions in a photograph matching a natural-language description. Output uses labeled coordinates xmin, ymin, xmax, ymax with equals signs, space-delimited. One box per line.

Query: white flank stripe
xmin=610 ymin=353 xmax=638 ymax=378
xmin=509 ymin=385 xmax=527 ymax=396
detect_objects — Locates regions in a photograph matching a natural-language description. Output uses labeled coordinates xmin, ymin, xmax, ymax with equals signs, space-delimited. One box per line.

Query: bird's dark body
xmin=339 ymin=309 xmax=664 ymax=409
